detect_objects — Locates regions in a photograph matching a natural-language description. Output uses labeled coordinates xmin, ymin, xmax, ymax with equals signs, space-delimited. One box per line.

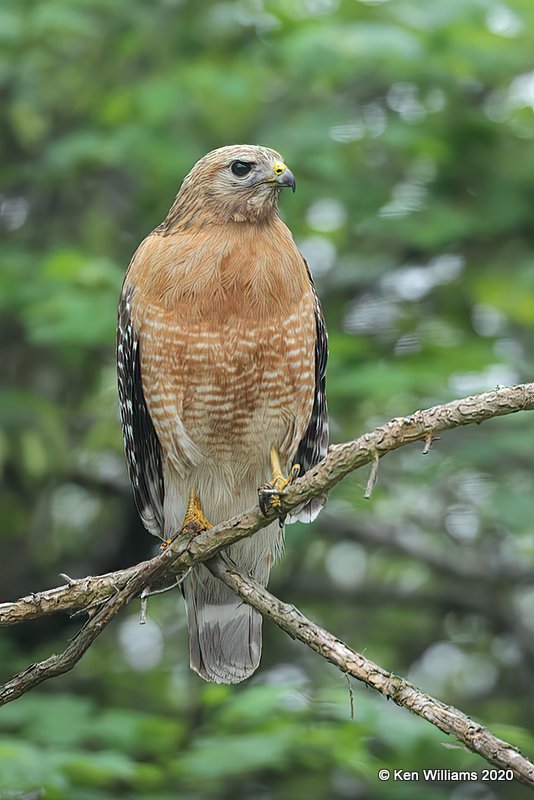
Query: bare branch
xmin=207 ymin=554 xmax=534 ymax=789
xmin=280 ymin=383 xmax=534 ymax=514
xmin=3 ymin=384 xmax=531 ymax=628
xmin=1 ymin=382 xmax=533 ymax=754
xmin=0 ymin=542 xmax=183 ymax=705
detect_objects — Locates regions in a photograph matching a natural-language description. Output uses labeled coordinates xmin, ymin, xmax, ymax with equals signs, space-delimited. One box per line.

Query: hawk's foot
xmin=180 ymin=489 xmax=213 ymax=536
xmin=258 ymin=447 xmax=300 ymax=516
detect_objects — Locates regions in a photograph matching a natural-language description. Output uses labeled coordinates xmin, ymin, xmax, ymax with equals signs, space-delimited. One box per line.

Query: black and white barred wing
xmin=288 ymin=269 xmax=329 ymax=524
xmin=117 ymin=286 xmax=164 ymax=537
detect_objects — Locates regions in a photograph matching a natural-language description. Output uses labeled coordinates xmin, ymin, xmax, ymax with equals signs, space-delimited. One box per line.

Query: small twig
xmin=345 ymin=674 xmax=355 ymax=720
xmin=58 ymin=573 xmax=76 ymax=587
xmin=139 ymin=588 xmax=149 ymax=625
xmin=139 ymin=577 xmax=185 ymax=624
xmin=69 ymin=597 xmax=107 ymax=619
xmin=422 ymin=434 xmax=440 ymax=454
xmin=364 ymin=452 xmax=380 ymax=499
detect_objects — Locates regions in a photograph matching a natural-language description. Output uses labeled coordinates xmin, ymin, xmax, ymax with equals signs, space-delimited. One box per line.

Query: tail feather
xmin=286 ymin=494 xmax=325 ymax=524
xmin=184 ymin=566 xmax=262 ymax=683
xmin=182 ymin=523 xmax=281 ymax=684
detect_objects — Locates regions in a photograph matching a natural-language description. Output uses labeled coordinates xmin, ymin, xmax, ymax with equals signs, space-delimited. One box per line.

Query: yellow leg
xmin=181 ymin=489 xmax=213 ymax=533
xmin=160 ymin=490 xmax=213 ymax=550
xmin=258 ymin=446 xmax=300 ymax=516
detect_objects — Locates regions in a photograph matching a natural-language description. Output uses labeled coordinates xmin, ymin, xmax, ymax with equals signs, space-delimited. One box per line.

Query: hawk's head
xmin=167 ymin=145 xmax=296 ymax=226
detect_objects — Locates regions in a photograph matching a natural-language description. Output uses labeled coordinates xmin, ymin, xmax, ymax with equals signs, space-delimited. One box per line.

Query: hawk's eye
xmin=231 ymin=161 xmax=252 ymax=177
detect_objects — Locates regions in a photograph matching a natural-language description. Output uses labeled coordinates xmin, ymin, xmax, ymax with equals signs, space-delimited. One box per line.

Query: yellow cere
xmin=273 ymin=161 xmax=287 ymax=176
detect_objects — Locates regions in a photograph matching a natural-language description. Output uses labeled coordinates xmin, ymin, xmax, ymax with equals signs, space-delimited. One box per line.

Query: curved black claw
xmin=258 ymin=464 xmax=301 ymax=517
xmin=258 ymin=484 xmax=283 ymax=517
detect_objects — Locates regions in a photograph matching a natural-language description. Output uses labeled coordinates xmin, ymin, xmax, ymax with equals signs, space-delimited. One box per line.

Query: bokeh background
xmin=2 ymin=0 xmax=534 ymax=798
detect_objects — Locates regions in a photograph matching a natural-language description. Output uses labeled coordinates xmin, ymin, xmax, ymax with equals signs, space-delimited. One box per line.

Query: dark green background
xmin=1 ymin=0 xmax=534 ymax=797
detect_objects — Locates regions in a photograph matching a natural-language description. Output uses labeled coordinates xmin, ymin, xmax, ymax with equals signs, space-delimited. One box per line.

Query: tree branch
xmin=1 ymin=384 xmax=533 ymax=784
xmin=207 ymin=554 xmax=534 ymax=789
xmin=3 ymin=383 xmax=532 ymax=628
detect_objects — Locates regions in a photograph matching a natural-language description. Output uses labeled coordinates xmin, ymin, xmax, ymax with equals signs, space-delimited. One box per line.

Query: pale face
xmin=180 ymin=144 xmax=296 ymax=222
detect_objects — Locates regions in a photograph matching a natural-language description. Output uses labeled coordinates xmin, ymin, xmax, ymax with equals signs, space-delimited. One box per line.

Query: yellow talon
xmin=180 ymin=489 xmax=213 ymax=535
xmin=258 ymin=447 xmax=300 ymax=516
xmin=287 ymin=463 xmax=301 ymax=484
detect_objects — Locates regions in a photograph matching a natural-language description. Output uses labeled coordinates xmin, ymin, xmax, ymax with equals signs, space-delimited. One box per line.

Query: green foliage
xmin=0 ymin=689 xmax=498 ymax=799
xmin=1 ymin=0 xmax=534 ymax=798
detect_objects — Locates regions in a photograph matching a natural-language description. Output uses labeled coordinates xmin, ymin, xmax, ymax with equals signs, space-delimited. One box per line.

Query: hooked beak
xmin=276 ymin=168 xmax=296 ymax=193
xmin=273 ymin=161 xmax=296 ymax=193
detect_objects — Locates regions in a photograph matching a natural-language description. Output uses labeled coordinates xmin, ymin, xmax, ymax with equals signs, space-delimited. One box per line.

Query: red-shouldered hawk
xmin=117 ymin=145 xmax=328 ymax=683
